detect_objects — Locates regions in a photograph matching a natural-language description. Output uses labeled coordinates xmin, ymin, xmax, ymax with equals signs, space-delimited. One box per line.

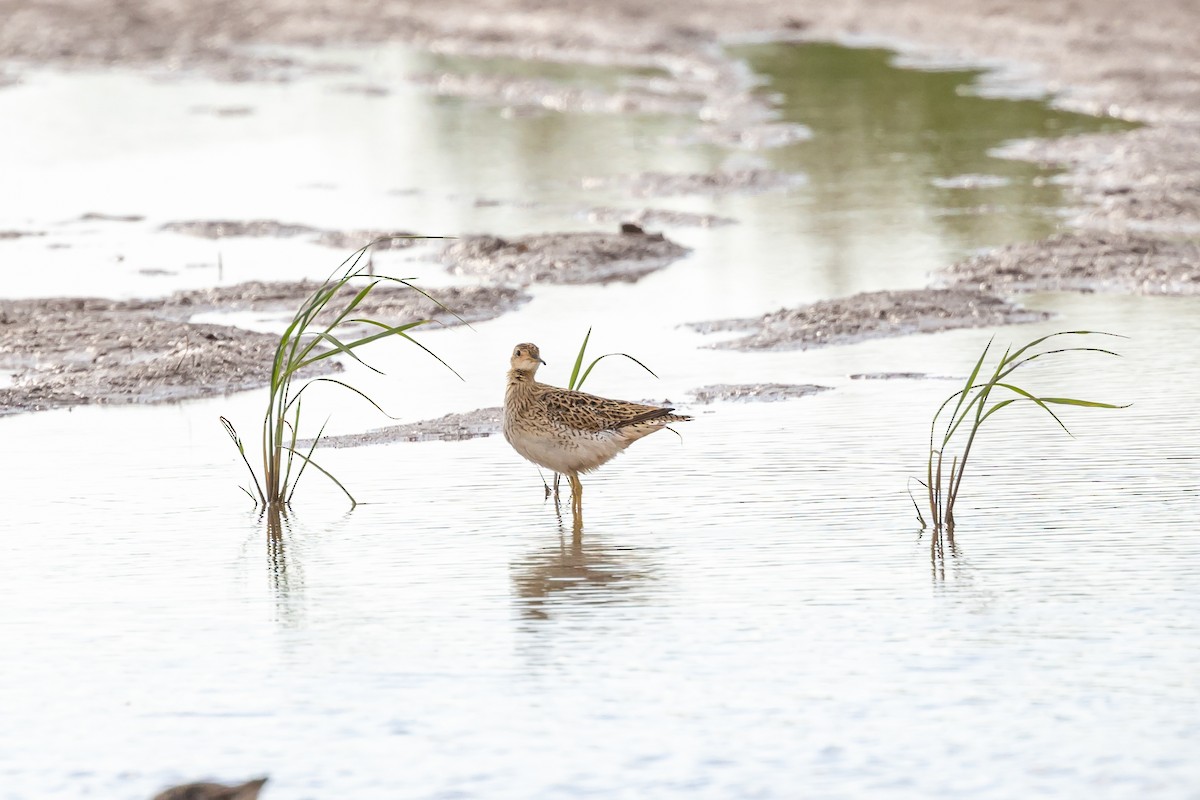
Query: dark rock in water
xmin=151 ymin=776 xmax=267 ymax=800
xmin=443 ymin=229 xmax=690 ymax=285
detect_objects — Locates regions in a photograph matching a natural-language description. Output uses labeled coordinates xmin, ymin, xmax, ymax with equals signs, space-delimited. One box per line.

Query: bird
xmin=151 ymin=778 xmax=267 ymax=800
xmin=503 ymin=342 xmax=690 ymax=516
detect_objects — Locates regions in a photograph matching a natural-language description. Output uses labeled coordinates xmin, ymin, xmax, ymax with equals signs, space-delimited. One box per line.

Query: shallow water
xmin=1 ymin=43 xmax=1197 ymax=800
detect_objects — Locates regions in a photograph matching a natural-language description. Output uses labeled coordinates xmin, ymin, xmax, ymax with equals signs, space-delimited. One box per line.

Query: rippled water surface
xmin=1 ymin=43 xmax=1196 ymax=800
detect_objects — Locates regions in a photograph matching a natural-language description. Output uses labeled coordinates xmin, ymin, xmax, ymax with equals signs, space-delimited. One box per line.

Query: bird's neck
xmin=507 ymin=368 xmax=537 ymax=391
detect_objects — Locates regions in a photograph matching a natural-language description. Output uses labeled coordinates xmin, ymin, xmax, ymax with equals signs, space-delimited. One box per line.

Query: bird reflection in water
xmin=511 ymin=507 xmax=655 ymax=620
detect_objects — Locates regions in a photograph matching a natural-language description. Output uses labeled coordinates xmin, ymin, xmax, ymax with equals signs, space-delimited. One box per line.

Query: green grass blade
xmin=280 ymin=413 xmax=297 ymax=496
xmin=942 ymin=347 xmax=1006 ymax=448
xmin=999 ymin=346 xmax=1124 ymax=382
xmin=978 ymin=393 xmax=1129 ymax=431
xmin=568 ymin=327 xmax=593 ymax=390
xmin=286 ymin=416 xmax=331 ymax=504
xmin=284 ymin=377 xmax=401 ymax=420
xmin=907 ymin=476 xmax=927 ymax=528
xmin=292 ymin=330 xmax=385 ymax=376
xmin=577 ymin=352 xmax=660 ymax=390
xmin=220 ymin=416 xmax=265 ymax=504
xmin=1037 ymin=397 xmax=1131 ymax=409
xmin=324 ymin=280 xmax=381 ymax=328
xmin=295 ymin=320 xmax=430 ymax=374
xmin=976 ymin=397 xmax=1019 ymax=425
xmin=942 ymin=388 xmax=987 ymax=448
xmin=942 ymin=337 xmax=992 ymax=441
xmin=396 ymin=331 xmax=465 ymax=383
xmin=944 ymin=344 xmax=1010 ymax=441
xmin=992 ymin=382 xmax=1072 ymax=434
xmin=930 ymin=388 xmax=967 ymax=452
xmin=1005 ymin=330 xmax=1126 ymax=368
xmin=281 ymin=446 xmax=356 ymax=508
xmin=382 ymin=276 xmax=474 ymax=330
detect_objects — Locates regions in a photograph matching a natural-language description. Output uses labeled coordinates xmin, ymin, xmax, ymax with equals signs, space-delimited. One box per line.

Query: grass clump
xmin=918 ymin=330 xmax=1127 ymax=531
xmin=221 ymin=238 xmax=459 ymax=510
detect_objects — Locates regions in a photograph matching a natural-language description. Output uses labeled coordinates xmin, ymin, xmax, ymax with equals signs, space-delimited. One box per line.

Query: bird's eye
xmin=515 ymin=349 xmax=522 ymax=356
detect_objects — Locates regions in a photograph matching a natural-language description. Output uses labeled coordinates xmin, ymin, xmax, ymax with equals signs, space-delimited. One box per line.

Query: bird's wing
xmin=537 ymin=386 xmax=674 ymax=432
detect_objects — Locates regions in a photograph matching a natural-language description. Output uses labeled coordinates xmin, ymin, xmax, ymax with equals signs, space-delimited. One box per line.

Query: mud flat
xmin=993 ymin=131 xmax=1200 ymax=237
xmin=409 ymin=71 xmax=703 ymax=116
xmin=0 ymin=297 xmax=289 ymax=415
xmin=161 ymin=220 xmax=423 ymax=251
xmin=850 ymin=372 xmax=957 ymax=381
xmin=942 ymin=232 xmax=1200 ymax=295
xmin=0 ymin=282 xmax=527 ymax=415
xmin=147 ymin=281 xmax=531 ymax=326
xmin=689 ymin=289 xmax=1050 ymax=351
xmin=690 ymin=383 xmax=832 ymax=403
xmin=443 ymin=229 xmax=689 ymax=285
xmin=313 ymin=407 xmax=506 ymax=447
xmin=584 ymin=169 xmax=806 ymax=198
xmin=582 ymin=207 xmax=737 ymax=229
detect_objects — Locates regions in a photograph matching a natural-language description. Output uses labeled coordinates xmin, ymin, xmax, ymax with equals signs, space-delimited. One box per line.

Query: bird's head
xmin=510 ymin=343 xmax=546 ymax=374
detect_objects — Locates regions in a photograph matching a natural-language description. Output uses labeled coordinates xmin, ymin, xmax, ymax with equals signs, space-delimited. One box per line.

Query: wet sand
xmin=689 ymin=384 xmax=832 ymax=403
xmin=312 ymin=407 xmax=505 ymax=447
xmin=690 ymin=289 xmax=1050 ymax=351
xmin=0 ymin=297 xmax=289 ymax=414
xmin=442 ymin=229 xmax=689 ymax=285
xmin=146 ymin=281 xmax=531 ymax=325
xmin=583 ymin=169 xmax=808 ymax=198
xmin=0 ymin=282 xmax=528 ymax=414
xmin=161 ymin=220 xmax=424 ymax=251
xmin=942 ymin=232 xmax=1200 ymax=295
xmin=582 ymin=207 xmax=737 ymax=229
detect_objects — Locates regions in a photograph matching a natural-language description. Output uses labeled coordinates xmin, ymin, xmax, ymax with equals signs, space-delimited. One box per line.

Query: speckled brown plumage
xmin=503 ymin=342 xmax=690 ymax=515
xmin=151 ymin=778 xmax=267 ymax=800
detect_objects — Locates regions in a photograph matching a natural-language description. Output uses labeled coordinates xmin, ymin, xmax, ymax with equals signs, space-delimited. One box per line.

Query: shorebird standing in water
xmin=152 ymin=778 xmax=267 ymax=800
xmin=503 ymin=342 xmax=691 ymax=517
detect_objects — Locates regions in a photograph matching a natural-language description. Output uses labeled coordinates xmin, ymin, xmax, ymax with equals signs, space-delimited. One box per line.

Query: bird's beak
xmin=539 ymin=357 xmax=547 ymax=365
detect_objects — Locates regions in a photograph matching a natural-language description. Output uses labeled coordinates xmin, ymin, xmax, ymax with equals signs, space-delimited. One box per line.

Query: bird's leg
xmin=569 ymin=473 xmax=583 ymax=519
